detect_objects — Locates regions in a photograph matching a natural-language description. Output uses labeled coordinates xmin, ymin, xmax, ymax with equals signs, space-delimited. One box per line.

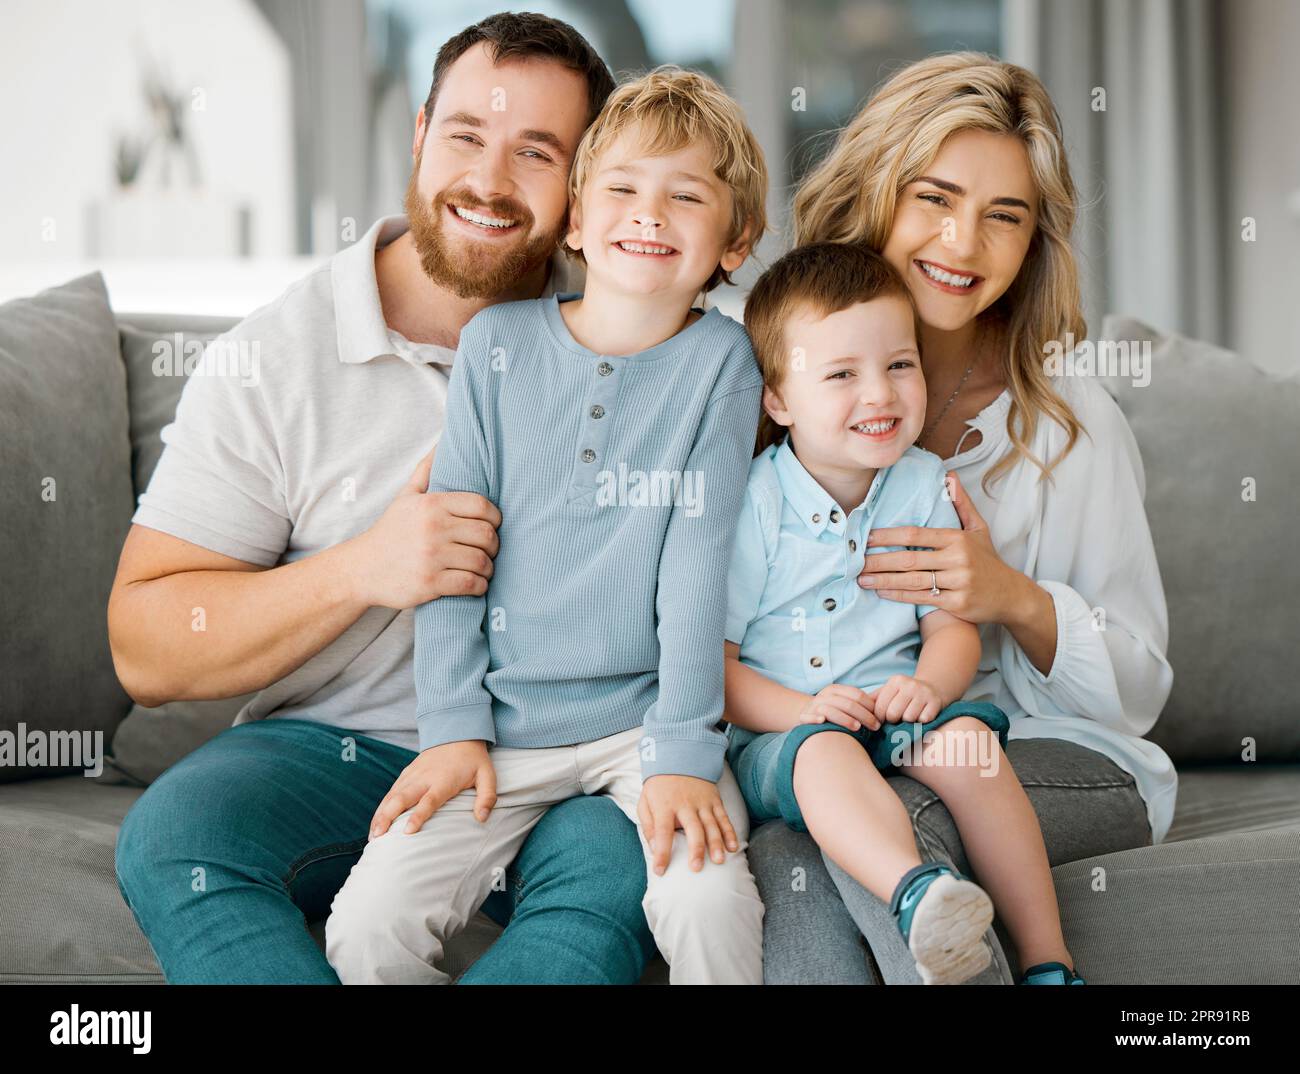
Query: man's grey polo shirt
xmin=132 ymin=214 xmax=583 ymax=752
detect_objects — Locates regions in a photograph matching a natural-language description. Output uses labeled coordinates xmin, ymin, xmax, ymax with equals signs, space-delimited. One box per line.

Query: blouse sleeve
xmin=996 ymin=379 xmax=1173 ymax=738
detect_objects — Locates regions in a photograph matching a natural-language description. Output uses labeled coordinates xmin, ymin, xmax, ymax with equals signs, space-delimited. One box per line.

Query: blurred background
xmin=1 ymin=0 xmax=1296 ymax=370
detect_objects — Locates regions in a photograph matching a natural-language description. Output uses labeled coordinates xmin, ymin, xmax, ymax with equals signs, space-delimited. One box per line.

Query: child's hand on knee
xmin=868 ymin=675 xmax=942 ymax=725
xmin=369 ymin=740 xmax=497 ymax=838
xmin=638 ymin=776 xmax=740 ymax=875
xmin=798 ymin=684 xmax=879 ymax=731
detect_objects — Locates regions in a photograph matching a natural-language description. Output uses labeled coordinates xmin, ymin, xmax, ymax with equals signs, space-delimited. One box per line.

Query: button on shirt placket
xmin=808 ymin=502 xmax=851 ymax=687
xmin=804 ymin=490 xmax=880 ymax=688
xmin=797 ymin=505 xmax=829 ymax=688
xmin=571 ymin=357 xmax=622 ymax=505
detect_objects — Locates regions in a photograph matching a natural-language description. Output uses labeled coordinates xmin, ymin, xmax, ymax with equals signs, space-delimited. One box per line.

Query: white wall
xmin=0 ymin=0 xmax=294 ymax=263
xmin=1224 ymin=0 xmax=1300 ymax=374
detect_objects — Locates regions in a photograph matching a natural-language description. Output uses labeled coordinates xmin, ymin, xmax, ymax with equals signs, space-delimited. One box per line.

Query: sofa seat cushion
xmin=1051 ymin=828 xmax=1300 ymax=983
xmin=0 ymin=776 xmax=160 ymax=982
xmin=1165 ymin=764 xmax=1300 ymax=842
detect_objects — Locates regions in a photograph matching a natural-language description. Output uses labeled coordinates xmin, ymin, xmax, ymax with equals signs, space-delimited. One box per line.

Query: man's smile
xmin=447 ymin=203 xmax=523 ymax=236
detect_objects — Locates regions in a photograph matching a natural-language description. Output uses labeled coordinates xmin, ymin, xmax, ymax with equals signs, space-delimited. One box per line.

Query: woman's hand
xmin=859 ymin=474 xmax=1059 ymax=674
xmin=857 ymin=473 xmax=1026 ymax=624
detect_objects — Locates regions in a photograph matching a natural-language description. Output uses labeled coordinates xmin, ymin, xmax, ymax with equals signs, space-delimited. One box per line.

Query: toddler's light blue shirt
xmin=725 ymin=437 xmax=960 ymax=700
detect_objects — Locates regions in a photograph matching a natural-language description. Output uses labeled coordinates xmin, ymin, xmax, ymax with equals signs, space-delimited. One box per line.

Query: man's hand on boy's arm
xmin=869 ymin=610 xmax=982 ymax=723
xmin=369 ymin=740 xmax=497 ymax=839
xmin=345 ymin=446 xmax=502 ymax=610
xmin=638 ymin=775 xmax=740 ymax=876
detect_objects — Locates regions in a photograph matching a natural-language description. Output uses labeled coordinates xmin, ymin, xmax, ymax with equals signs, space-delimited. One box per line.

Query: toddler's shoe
xmin=889 ymin=862 xmax=994 ymax=985
xmin=1020 ymin=961 xmax=1086 ymax=985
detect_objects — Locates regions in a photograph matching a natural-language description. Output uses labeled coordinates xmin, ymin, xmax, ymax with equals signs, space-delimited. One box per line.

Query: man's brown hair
xmin=744 ymin=242 xmax=920 ymax=455
xmin=423 ymin=11 xmax=616 ymax=128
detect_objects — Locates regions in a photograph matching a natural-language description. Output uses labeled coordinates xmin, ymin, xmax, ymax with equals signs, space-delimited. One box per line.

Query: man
xmin=110 ymin=12 xmax=655 ymax=984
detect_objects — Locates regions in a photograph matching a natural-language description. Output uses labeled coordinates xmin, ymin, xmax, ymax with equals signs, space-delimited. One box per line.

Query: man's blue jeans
xmin=114 ymin=719 xmax=656 ymax=983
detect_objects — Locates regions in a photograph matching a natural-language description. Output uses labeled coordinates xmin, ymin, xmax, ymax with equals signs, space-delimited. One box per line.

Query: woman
xmin=746 ymin=52 xmax=1176 ymax=984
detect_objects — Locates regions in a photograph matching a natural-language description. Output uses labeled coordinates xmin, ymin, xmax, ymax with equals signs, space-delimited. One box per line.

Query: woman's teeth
xmin=454 ymin=206 xmax=516 ymax=229
xmin=853 ymin=418 xmax=898 ymax=435
xmin=919 ymin=261 xmax=976 ymax=288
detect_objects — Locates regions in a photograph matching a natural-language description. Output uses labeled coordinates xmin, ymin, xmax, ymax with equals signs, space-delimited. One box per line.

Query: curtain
xmin=251 ymin=0 xmax=411 ymax=254
xmin=1003 ymin=0 xmax=1226 ymax=345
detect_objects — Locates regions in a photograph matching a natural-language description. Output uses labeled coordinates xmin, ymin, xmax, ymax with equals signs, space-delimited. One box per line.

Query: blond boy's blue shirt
xmin=413 ymin=292 xmax=762 ymax=782
xmin=724 ymin=437 xmax=960 ymax=701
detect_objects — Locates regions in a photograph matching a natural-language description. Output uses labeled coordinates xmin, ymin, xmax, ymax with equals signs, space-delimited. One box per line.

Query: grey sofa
xmin=1 ymin=273 xmax=1297 ymax=984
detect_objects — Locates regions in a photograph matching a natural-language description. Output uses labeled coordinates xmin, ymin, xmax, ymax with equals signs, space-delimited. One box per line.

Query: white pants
xmin=325 ymin=726 xmax=764 ymax=984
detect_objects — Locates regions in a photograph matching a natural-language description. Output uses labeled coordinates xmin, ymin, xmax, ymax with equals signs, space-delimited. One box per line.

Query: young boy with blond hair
xmin=326 ymin=66 xmax=769 ymax=984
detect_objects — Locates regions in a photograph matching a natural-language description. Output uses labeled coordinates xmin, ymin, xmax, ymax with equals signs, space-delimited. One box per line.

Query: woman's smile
xmin=914 ymin=258 xmax=984 ymax=295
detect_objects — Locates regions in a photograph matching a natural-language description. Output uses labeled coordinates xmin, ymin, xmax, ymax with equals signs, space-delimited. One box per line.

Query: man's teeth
xmin=617 ymin=241 xmax=674 ymax=255
xmin=454 ymin=206 xmax=516 ymax=229
xmin=920 ymin=261 xmax=975 ymax=287
xmin=853 ymin=418 xmax=898 ymax=434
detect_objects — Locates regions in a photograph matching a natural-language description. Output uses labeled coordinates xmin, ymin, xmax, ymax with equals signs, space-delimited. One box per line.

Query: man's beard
xmin=404 ymin=170 xmax=563 ymax=300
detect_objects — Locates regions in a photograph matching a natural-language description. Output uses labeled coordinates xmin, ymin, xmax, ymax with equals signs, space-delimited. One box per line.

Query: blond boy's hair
xmin=568 ymin=65 xmax=768 ymax=291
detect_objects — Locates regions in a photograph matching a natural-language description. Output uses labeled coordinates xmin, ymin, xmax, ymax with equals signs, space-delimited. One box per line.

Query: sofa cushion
xmin=100 ymin=694 xmax=256 ymax=787
xmin=1051 ymin=828 xmax=1300 ymax=984
xmin=1098 ymin=316 xmax=1300 ymax=764
xmin=95 ymin=313 xmax=247 ymax=787
xmin=0 ymin=273 xmax=135 ymax=781
xmin=1164 ymin=764 xmax=1300 ymax=843
xmin=0 ymin=776 xmax=160 ymax=981
xmin=116 ymin=313 xmax=238 ymax=497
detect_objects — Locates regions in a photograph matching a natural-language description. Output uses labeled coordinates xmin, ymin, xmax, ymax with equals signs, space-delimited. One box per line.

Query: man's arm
xmin=108 ymin=448 xmax=501 ymax=708
xmin=109 ymin=527 xmax=354 ymax=708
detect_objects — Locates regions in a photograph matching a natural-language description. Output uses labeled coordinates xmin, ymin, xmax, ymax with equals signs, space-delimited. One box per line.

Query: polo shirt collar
xmin=331 ymin=213 xmax=584 ymax=366
xmin=333 ymin=215 xmax=409 ymax=366
xmin=772 ymin=436 xmax=890 ymax=536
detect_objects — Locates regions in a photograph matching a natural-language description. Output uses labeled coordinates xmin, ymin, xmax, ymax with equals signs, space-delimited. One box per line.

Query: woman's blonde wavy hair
xmin=792 ymin=51 xmax=1086 ymax=491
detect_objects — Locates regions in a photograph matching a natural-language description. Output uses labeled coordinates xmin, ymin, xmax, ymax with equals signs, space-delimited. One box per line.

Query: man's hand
xmin=369 ymin=740 xmax=497 ymax=838
xmin=637 ymin=775 xmax=740 ymax=876
xmin=345 ymin=446 xmax=502 ymax=610
xmin=867 ymin=675 xmax=943 ymax=725
xmin=798 ymin=683 xmax=879 ymax=731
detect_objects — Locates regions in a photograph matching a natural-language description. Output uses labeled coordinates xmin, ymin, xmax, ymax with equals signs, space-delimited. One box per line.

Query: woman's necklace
xmin=917 ymin=359 xmax=975 ymax=453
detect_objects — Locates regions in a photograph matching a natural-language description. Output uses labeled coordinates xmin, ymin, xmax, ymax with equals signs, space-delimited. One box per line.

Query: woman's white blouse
xmin=944 ymin=373 xmax=1178 ymax=843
